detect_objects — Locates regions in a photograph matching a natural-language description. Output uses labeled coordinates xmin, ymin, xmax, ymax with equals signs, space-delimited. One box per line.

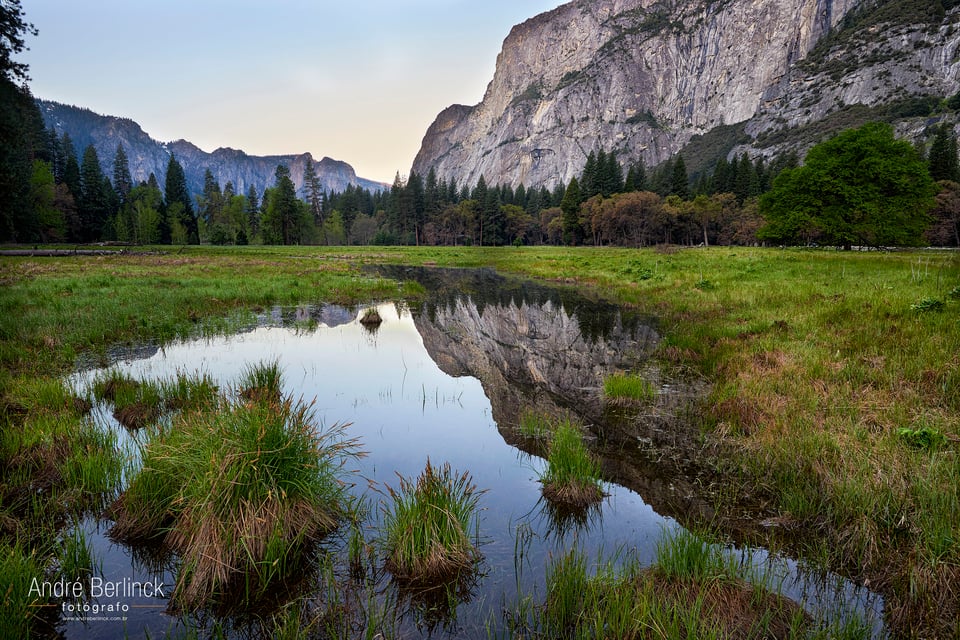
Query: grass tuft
xmin=381 ymin=459 xmax=482 ymax=588
xmin=603 ymin=373 xmax=656 ymax=404
xmin=517 ymin=541 xmax=811 ymax=640
xmin=0 ymin=542 xmax=50 ymax=636
xmin=110 ymin=363 xmax=361 ymax=608
xmin=238 ymin=359 xmax=284 ymax=405
xmin=540 ymin=420 xmax=605 ymax=510
xmin=359 ymin=307 xmax=383 ymax=327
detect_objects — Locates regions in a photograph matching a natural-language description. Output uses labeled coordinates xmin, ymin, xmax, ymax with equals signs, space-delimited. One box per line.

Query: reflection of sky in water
xmin=67 ymin=303 xmax=885 ymax=639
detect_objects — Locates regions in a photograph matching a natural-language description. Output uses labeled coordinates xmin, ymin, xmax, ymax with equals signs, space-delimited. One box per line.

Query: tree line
xmin=5 ymin=121 xmax=958 ymax=249
xmin=2 ymin=0 xmax=957 ymax=249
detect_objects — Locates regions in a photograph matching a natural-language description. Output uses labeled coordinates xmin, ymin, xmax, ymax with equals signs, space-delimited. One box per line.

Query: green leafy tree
xmin=122 ymin=182 xmax=164 ymax=244
xmin=30 ymin=160 xmax=65 ymax=241
xmin=759 ymin=122 xmax=937 ymax=248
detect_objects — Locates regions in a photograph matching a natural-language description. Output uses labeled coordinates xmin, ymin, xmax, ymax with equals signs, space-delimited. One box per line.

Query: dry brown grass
xmin=641 ymin=570 xmax=807 ymax=639
xmin=168 ymin=497 xmax=336 ymax=607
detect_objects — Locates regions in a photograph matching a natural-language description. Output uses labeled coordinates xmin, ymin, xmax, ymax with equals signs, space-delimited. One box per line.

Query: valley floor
xmin=1 ymin=245 xmax=958 ymax=638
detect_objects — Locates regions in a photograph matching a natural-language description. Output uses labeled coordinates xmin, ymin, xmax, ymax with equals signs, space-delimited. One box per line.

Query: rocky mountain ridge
xmin=413 ymin=0 xmax=960 ymax=188
xmin=38 ymin=100 xmax=386 ymax=198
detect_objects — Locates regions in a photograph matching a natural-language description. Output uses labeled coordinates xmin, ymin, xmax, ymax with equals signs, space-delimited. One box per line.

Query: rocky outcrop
xmin=413 ymin=0 xmax=960 ymax=188
xmin=38 ymin=100 xmax=386 ymax=197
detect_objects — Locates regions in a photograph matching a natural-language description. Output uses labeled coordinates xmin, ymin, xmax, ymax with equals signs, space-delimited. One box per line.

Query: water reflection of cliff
xmin=376 ymin=266 xmax=718 ymax=525
xmin=376 ymin=267 xmax=659 ymax=430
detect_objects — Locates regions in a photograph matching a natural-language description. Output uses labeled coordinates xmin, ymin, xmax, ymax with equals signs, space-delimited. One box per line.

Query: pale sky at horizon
xmin=22 ymin=0 xmax=563 ymax=184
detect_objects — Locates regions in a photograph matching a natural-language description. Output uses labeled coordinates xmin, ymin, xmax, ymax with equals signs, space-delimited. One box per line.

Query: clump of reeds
xmin=110 ymin=362 xmax=361 ymax=608
xmin=159 ymin=371 xmax=219 ymax=414
xmin=513 ymin=533 xmax=830 ymax=640
xmin=380 ymin=459 xmax=482 ymax=588
xmin=57 ymin=527 xmax=97 ymax=588
xmin=603 ymin=372 xmax=656 ymax=405
xmin=92 ymin=369 xmax=163 ymax=429
xmin=238 ymin=359 xmax=284 ymax=405
xmin=539 ymin=420 xmax=605 ymax=510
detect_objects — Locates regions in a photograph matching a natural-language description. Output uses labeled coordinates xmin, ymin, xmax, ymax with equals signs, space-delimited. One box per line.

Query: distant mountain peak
xmin=38 ymin=99 xmax=387 ymax=196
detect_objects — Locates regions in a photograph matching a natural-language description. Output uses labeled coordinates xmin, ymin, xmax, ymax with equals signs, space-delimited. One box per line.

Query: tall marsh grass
xmin=540 ymin=420 xmax=605 ymax=510
xmin=380 ymin=459 xmax=482 ymax=587
xmin=505 ymin=529 xmax=872 ymax=640
xmin=110 ymin=362 xmax=362 ymax=608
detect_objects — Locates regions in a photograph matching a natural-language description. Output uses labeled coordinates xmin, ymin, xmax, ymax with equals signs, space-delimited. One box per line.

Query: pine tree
xmin=262 ymin=164 xmax=300 ymax=244
xmin=61 ymin=133 xmax=81 ymax=202
xmin=602 ymin=151 xmax=624 ymax=196
xmin=0 ymin=0 xmax=37 ymax=84
xmin=581 ymin=151 xmax=599 ymax=199
xmin=246 ymin=184 xmax=260 ymax=237
xmin=408 ymin=170 xmax=426 ymax=244
xmin=303 ymin=156 xmax=325 ymax=226
xmin=78 ymin=144 xmax=108 ymax=241
xmin=711 ymin=156 xmax=733 ymax=194
xmin=670 ymin=155 xmax=689 ymax=199
xmin=560 ymin=176 xmax=583 ymax=245
xmin=199 ymin=168 xmax=223 ymax=225
xmin=734 ymin=154 xmax=753 ymax=203
xmin=929 ymin=124 xmax=959 ymax=182
xmin=46 ymin=128 xmax=64 ymax=182
xmin=624 ymin=161 xmax=647 ymax=192
xmin=481 ymin=185 xmax=503 ymax=245
xmin=164 ymin=155 xmax=197 ymax=243
xmin=112 ymin=144 xmax=133 ymax=207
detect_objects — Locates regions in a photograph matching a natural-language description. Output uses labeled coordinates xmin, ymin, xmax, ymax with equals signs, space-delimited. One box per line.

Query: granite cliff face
xmin=413 ymin=0 xmax=960 ymax=187
xmin=39 ymin=100 xmax=385 ymax=198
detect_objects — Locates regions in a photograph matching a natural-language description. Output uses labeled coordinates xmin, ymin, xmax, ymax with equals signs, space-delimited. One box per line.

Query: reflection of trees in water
xmin=371 ymin=265 xmax=656 ymax=345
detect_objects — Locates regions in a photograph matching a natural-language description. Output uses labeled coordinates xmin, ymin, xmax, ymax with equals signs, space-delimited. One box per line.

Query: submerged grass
xmin=110 ymin=362 xmax=362 ymax=609
xmin=380 ymin=459 xmax=482 ymax=588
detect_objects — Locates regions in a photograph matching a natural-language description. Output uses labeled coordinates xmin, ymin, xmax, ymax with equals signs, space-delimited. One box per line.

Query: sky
xmin=22 ymin=0 xmax=563 ymax=184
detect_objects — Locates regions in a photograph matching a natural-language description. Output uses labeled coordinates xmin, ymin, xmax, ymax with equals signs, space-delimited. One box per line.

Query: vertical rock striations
xmin=413 ymin=0 xmax=959 ymax=188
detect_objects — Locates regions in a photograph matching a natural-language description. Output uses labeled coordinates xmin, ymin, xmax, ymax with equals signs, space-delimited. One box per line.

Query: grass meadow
xmin=1 ymin=244 xmax=958 ymax=636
